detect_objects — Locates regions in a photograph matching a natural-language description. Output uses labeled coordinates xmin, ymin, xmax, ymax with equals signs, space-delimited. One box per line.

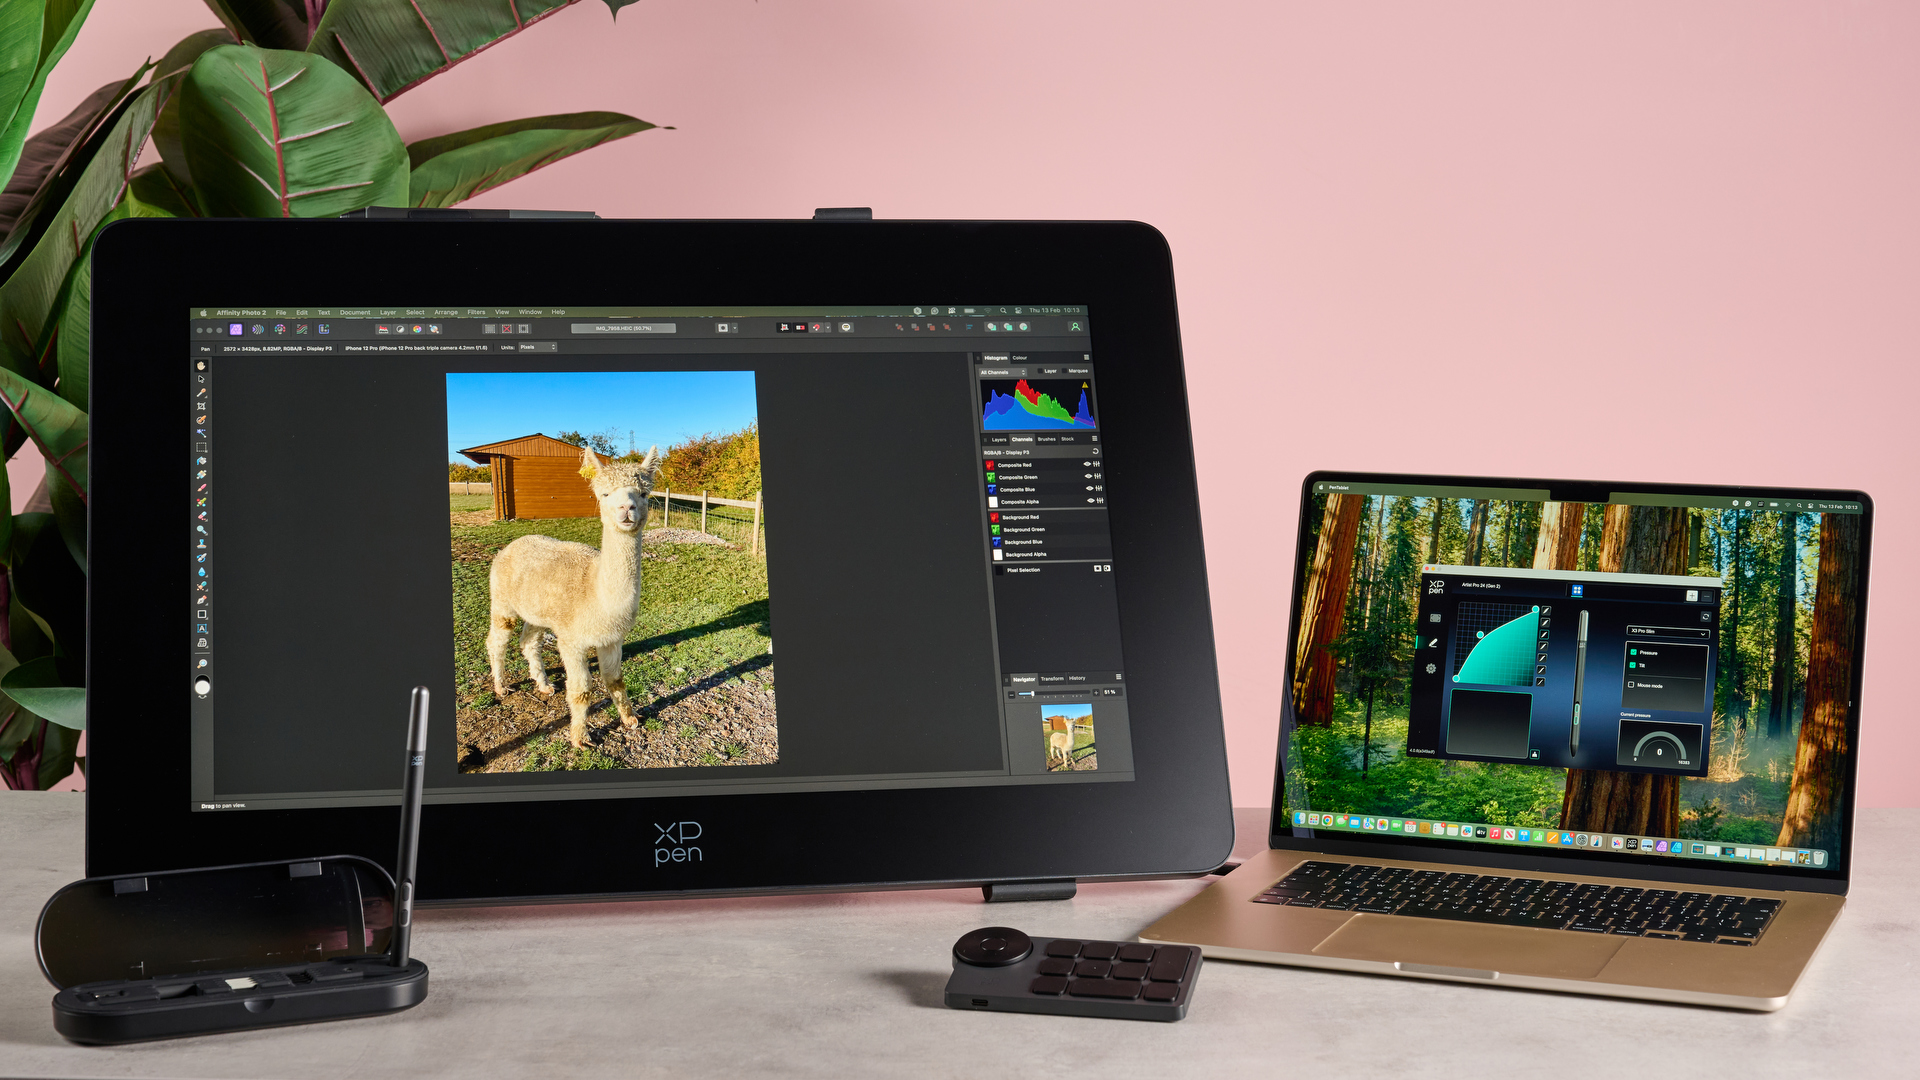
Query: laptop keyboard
xmin=1253 ymin=861 xmax=1781 ymax=945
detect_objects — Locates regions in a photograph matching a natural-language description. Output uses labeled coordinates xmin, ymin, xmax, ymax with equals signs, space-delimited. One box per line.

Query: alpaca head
xmin=579 ymin=445 xmax=661 ymax=534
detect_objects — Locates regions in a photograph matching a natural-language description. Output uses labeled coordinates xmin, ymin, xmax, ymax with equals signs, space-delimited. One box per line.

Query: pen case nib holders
xmin=37 ymin=855 xmax=428 ymax=1044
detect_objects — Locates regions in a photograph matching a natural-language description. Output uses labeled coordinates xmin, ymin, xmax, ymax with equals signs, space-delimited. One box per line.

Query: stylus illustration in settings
xmin=1570 ymin=609 xmax=1588 ymax=757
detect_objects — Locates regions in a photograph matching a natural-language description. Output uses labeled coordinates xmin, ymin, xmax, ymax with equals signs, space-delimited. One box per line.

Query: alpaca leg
xmin=560 ymin=644 xmax=595 ymax=749
xmin=486 ymin=614 xmax=515 ymax=696
xmin=597 ymin=645 xmax=637 ymax=728
xmin=521 ymin=623 xmax=554 ymax=695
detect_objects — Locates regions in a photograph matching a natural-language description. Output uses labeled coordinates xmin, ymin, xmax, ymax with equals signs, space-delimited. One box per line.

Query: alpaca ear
xmin=639 ymin=445 xmax=660 ymax=472
xmin=579 ymin=447 xmax=603 ymax=479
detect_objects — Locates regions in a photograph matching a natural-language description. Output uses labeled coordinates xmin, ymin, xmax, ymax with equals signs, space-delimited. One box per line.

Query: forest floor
xmin=1290 ymin=696 xmax=1795 ymax=842
xmin=448 ymin=499 xmax=776 ymax=774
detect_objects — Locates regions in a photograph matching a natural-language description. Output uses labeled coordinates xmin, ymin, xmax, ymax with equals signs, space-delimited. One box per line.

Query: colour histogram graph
xmin=981 ymin=378 xmax=1097 ymax=431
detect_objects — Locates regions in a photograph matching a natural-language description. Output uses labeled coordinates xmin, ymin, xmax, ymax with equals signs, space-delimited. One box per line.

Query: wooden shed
xmin=457 ymin=433 xmax=597 ymax=520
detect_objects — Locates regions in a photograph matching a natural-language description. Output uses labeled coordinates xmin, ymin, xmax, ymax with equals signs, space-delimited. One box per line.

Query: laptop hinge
xmin=813 ymin=207 xmax=873 ymax=221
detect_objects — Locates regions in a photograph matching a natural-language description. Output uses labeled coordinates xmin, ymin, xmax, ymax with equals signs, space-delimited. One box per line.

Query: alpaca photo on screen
xmin=446 ymin=370 xmax=775 ymax=774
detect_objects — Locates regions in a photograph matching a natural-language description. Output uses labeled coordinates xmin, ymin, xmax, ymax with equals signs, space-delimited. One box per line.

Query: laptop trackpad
xmin=1312 ymin=915 xmax=1625 ymax=980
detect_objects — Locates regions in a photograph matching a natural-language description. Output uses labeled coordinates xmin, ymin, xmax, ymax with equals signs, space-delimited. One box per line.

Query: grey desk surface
xmin=1 ymin=794 xmax=1913 ymax=1080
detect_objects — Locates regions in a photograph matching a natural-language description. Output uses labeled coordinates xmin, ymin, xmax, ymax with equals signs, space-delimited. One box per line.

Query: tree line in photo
xmin=1289 ymin=493 xmax=1858 ymax=853
xmin=450 ymin=424 xmax=763 ymax=500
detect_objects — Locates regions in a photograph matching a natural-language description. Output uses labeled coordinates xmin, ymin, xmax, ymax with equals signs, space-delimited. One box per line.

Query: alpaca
xmin=1048 ymin=723 xmax=1076 ymax=770
xmin=487 ymin=446 xmax=662 ymax=749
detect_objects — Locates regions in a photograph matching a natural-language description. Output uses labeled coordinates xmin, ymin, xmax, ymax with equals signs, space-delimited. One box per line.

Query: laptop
xmin=1142 ymin=471 xmax=1871 ymax=1010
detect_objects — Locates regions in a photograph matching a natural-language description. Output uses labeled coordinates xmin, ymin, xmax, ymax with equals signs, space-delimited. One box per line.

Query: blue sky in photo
xmin=446 ymin=370 xmax=758 ymax=462
xmin=1043 ymin=703 xmax=1094 ymax=721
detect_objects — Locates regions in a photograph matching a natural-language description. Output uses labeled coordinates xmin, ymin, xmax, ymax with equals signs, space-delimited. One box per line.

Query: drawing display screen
xmin=1279 ymin=479 xmax=1867 ymax=871
xmin=184 ymin=306 xmax=1138 ymax=812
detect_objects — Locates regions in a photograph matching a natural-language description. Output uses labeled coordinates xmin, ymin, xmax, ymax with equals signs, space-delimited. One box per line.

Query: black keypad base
xmin=945 ymin=931 xmax=1200 ymax=1021
xmin=1255 ymin=861 xmax=1782 ymax=945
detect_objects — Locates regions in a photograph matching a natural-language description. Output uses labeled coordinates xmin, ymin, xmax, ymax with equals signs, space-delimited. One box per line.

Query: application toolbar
xmin=1289 ymin=810 xmax=1827 ymax=868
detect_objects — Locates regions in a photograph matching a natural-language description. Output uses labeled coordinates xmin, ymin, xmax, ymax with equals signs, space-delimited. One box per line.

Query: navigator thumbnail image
xmin=1044 ymin=703 xmax=1097 ymax=772
xmin=445 ymin=369 xmax=775 ymax=775
xmin=981 ymin=378 xmax=1096 ymax=431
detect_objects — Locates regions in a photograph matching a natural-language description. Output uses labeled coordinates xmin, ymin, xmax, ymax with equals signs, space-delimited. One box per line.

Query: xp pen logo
xmin=655 ymin=821 xmax=704 ymax=867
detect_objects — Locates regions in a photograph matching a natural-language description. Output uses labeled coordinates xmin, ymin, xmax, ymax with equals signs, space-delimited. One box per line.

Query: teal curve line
xmin=1454 ymin=607 xmax=1539 ymax=687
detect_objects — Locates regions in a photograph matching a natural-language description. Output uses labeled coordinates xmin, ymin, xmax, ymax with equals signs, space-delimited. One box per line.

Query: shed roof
xmin=457 ymin=433 xmax=584 ymax=465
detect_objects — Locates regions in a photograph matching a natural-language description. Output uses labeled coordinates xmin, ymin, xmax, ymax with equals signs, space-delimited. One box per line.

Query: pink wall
xmin=38 ymin=2 xmax=1920 ymax=806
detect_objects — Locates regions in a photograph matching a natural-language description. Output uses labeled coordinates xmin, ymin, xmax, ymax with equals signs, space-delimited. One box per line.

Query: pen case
xmin=36 ymin=855 xmax=427 ymax=1044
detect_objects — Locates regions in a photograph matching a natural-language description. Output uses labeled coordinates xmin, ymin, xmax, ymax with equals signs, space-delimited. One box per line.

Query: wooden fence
xmin=654 ymin=489 xmax=765 ymax=557
xmin=452 ymin=482 xmax=764 ymax=556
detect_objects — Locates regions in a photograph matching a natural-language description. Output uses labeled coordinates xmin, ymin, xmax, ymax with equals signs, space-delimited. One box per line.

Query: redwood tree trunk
xmin=1531 ymin=502 xmax=1584 ymax=571
xmin=1768 ymin=513 xmax=1798 ymax=739
xmin=1558 ymin=505 xmax=1688 ymax=836
xmin=1426 ymin=498 xmax=1444 ymax=564
xmin=1465 ymin=500 xmax=1488 ymax=565
xmin=1776 ymin=513 xmax=1859 ymax=852
xmin=1292 ymin=494 xmax=1363 ymax=726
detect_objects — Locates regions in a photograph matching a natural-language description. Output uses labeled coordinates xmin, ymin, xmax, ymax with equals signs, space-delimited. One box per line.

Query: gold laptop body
xmin=1142 ymin=847 xmax=1842 ymax=1011
xmin=1159 ymin=473 xmax=1869 ymax=1010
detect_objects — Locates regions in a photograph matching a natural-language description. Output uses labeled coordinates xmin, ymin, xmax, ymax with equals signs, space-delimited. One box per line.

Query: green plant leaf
xmin=407 ymin=111 xmax=658 ymax=208
xmin=0 ymin=78 xmax=127 ymax=243
xmin=0 ymin=57 xmax=146 ymax=273
xmin=0 ymin=79 xmax=158 ymax=388
xmin=307 ymin=0 xmax=579 ymax=104
xmin=203 ymin=0 xmax=313 ymax=50
xmin=1 ymin=656 xmax=82 ymax=729
xmin=9 ymin=511 xmax=82 ymax=659
xmin=126 ymin=162 xmax=200 ymax=218
xmin=603 ymin=0 xmax=644 ymax=16
xmin=0 ymin=364 xmax=86 ymax=503
xmin=181 ymin=43 xmax=407 ymax=218
xmin=36 ymin=715 xmax=79 ymax=785
xmin=36 ymin=191 xmax=161 ymax=419
xmin=151 ymin=27 xmax=235 ymax=192
xmin=0 ymin=1 xmax=96 ymax=201
xmin=0 ymin=5 xmax=46 ymax=188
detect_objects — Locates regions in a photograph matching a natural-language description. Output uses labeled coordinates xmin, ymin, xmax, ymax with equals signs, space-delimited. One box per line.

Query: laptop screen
xmin=1281 ymin=475 xmax=1868 ymax=875
xmin=185 ymin=305 xmax=1136 ymax=812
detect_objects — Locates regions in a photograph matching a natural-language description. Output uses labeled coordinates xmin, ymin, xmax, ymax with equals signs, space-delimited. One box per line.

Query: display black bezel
xmin=1269 ymin=470 xmax=1870 ymax=895
xmin=88 ymin=218 xmax=1234 ymax=902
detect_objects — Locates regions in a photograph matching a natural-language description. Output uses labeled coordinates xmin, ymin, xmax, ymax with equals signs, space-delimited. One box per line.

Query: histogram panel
xmin=981 ymin=378 xmax=1098 ymax=431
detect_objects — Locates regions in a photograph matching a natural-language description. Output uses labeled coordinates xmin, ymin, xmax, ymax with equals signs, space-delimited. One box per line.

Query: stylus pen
xmin=390 ymin=686 xmax=429 ymax=968
xmin=1571 ymin=610 xmax=1589 ymax=757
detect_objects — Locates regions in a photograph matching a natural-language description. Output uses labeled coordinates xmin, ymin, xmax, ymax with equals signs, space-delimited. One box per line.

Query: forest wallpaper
xmin=1283 ymin=493 xmax=1861 ymax=857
